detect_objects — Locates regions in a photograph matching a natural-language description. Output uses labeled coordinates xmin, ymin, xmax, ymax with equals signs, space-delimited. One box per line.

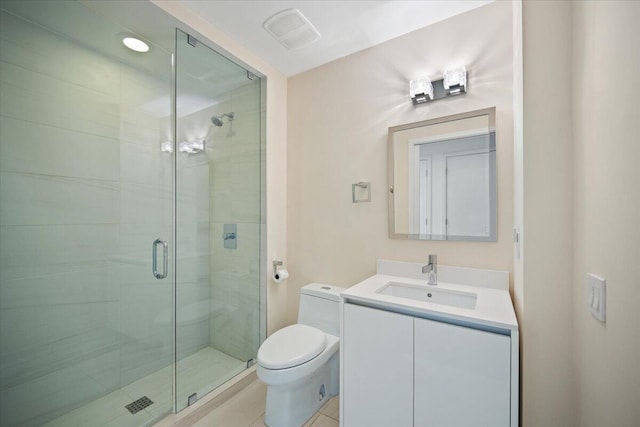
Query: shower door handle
xmin=152 ymin=238 xmax=168 ymax=279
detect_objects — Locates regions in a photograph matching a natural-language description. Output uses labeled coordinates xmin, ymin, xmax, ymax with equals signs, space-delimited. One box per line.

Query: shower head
xmin=211 ymin=112 xmax=234 ymax=127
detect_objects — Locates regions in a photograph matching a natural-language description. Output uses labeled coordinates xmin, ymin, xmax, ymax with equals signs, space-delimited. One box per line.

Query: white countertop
xmin=341 ymin=272 xmax=518 ymax=332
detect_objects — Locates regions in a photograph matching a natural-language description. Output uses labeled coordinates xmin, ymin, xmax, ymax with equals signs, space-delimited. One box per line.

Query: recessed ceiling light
xmin=122 ymin=36 xmax=149 ymax=53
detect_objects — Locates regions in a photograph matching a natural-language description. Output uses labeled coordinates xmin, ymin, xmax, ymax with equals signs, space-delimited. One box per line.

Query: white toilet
xmin=257 ymin=283 xmax=344 ymax=427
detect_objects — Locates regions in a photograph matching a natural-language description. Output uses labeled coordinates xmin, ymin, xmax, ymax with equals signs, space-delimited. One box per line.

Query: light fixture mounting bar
xmin=412 ymin=77 xmax=467 ymax=105
xmin=410 ymin=67 xmax=467 ymax=105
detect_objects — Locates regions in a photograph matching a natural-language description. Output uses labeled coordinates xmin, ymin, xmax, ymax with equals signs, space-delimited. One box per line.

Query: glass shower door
xmin=0 ymin=1 xmax=174 ymax=425
xmin=174 ymin=29 xmax=263 ymax=410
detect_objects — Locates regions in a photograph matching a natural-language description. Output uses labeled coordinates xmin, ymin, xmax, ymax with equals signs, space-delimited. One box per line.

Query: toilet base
xmin=264 ymin=354 xmax=338 ymax=427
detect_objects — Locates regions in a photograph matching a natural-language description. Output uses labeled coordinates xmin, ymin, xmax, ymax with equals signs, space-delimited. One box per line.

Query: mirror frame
xmin=388 ymin=107 xmax=496 ymax=241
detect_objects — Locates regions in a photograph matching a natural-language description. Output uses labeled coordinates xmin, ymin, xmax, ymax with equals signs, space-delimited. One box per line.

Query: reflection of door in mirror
xmin=418 ymin=157 xmax=431 ymax=235
xmin=408 ymin=133 xmax=492 ymax=239
xmin=445 ymin=147 xmax=494 ymax=238
xmin=389 ymin=107 xmax=496 ymax=241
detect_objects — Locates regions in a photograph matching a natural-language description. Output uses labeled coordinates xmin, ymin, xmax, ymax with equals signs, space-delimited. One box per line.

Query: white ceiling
xmin=178 ymin=0 xmax=494 ymax=77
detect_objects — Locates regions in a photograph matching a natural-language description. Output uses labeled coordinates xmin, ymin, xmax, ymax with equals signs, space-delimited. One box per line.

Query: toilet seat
xmin=257 ymin=324 xmax=327 ymax=369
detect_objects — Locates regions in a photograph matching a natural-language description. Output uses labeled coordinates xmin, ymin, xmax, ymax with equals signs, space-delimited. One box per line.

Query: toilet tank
xmin=298 ymin=283 xmax=344 ymax=337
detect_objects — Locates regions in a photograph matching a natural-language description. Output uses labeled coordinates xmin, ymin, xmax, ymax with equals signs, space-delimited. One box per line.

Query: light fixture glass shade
xmin=443 ymin=66 xmax=467 ymax=92
xmin=179 ymin=140 xmax=204 ymax=154
xmin=409 ymin=78 xmax=433 ymax=104
xmin=160 ymin=141 xmax=173 ymax=153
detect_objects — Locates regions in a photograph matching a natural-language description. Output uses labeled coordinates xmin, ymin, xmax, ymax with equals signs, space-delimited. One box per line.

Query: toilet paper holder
xmin=272 ymin=260 xmax=289 ymax=282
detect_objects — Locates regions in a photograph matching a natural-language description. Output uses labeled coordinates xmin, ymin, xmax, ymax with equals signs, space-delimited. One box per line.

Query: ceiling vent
xmin=263 ymin=8 xmax=321 ymax=50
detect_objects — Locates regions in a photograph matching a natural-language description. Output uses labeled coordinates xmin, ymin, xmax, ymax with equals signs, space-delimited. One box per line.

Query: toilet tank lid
xmin=300 ymin=283 xmax=345 ymax=302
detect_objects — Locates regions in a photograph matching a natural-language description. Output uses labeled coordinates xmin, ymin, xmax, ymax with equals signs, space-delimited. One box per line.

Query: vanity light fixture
xmin=409 ymin=66 xmax=467 ymax=105
xmin=409 ymin=78 xmax=434 ymax=104
xmin=443 ymin=66 xmax=467 ymax=95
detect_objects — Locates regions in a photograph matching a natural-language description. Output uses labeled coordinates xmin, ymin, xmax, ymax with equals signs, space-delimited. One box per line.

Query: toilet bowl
xmin=257 ymin=283 xmax=344 ymax=427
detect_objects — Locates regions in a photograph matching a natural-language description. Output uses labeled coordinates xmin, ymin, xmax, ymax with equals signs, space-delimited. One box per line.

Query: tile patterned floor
xmin=191 ymin=378 xmax=339 ymax=427
xmin=43 ymin=347 xmax=245 ymax=427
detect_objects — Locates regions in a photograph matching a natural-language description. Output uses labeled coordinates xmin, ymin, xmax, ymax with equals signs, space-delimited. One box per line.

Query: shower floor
xmin=42 ymin=347 xmax=246 ymax=427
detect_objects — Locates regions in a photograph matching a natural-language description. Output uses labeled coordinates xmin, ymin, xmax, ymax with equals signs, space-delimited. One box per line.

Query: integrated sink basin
xmin=376 ymin=282 xmax=478 ymax=309
xmin=341 ymin=260 xmax=518 ymax=331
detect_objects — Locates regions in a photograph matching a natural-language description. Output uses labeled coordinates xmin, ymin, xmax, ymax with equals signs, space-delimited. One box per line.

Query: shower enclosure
xmin=0 ymin=1 xmax=265 ymax=426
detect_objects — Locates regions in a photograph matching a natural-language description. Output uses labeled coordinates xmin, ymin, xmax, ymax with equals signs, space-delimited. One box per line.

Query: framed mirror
xmin=388 ymin=107 xmax=496 ymax=241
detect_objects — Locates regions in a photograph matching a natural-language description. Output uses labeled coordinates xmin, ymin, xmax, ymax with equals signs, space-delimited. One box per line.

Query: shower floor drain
xmin=125 ymin=396 xmax=154 ymax=414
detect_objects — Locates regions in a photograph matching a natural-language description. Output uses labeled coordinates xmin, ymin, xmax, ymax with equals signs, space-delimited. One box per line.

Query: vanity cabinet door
xmin=414 ymin=317 xmax=511 ymax=427
xmin=343 ymin=304 xmax=413 ymax=427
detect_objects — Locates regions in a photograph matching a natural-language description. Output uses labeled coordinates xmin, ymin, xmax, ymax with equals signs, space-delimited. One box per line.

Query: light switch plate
xmin=587 ymin=273 xmax=606 ymax=322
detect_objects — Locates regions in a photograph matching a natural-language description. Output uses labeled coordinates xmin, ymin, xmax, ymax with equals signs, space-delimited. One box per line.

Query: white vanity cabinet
xmin=342 ymin=303 xmax=413 ymax=427
xmin=414 ymin=317 xmax=511 ymax=427
xmin=342 ymin=303 xmax=513 ymax=427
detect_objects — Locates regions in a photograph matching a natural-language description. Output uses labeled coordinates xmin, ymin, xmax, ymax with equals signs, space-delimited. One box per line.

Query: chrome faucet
xmin=421 ymin=254 xmax=438 ymax=285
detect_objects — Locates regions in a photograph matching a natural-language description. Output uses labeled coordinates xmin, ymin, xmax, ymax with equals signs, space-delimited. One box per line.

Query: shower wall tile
xmin=231 ymin=157 xmax=260 ymax=193
xmin=119 ymin=182 xmax=171 ymax=225
xmin=0 ymin=64 xmax=120 ymax=140
xmin=209 ymin=189 xmax=233 ymax=223
xmin=0 ymin=224 xmax=119 ymax=283
xmin=228 ymin=110 xmax=261 ymax=147
xmin=118 ymin=334 xmax=171 ymax=386
xmin=120 ymin=141 xmax=170 ymax=186
xmin=231 ymin=191 xmax=261 ymax=224
xmin=117 ymin=331 xmax=171 ymax=378
xmin=76 ymin=348 xmax=121 ymax=392
xmin=0 ymin=172 xmax=119 ymax=226
xmin=0 ymin=12 xmax=121 ymax=95
xmin=0 ymin=364 xmax=111 ymax=427
xmin=0 ymin=267 xmax=115 ymax=309
xmin=0 ymin=302 xmax=112 ymax=369
xmin=230 ymin=80 xmax=261 ymax=115
xmin=0 ymin=116 xmax=119 ymax=180
xmin=120 ymin=118 xmax=169 ymax=148
xmin=0 ymin=328 xmax=121 ymax=399
xmin=118 ymin=281 xmax=173 ymax=340
xmin=120 ymin=68 xmax=170 ymax=117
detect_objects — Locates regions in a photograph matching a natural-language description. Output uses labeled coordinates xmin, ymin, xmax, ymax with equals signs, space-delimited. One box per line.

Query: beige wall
xmin=522 ymin=1 xmax=575 ymax=425
xmin=522 ymin=1 xmax=640 ymax=426
xmin=287 ymin=1 xmax=514 ymax=324
xmin=572 ymin=2 xmax=640 ymax=426
xmin=152 ymin=1 xmax=289 ymax=334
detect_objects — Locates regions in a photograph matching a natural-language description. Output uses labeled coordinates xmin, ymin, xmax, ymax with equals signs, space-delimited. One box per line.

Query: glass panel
xmin=175 ymin=29 xmax=263 ymax=410
xmin=0 ymin=1 xmax=173 ymax=425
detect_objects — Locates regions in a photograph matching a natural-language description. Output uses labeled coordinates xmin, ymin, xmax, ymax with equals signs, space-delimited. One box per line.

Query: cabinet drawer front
xmin=343 ymin=304 xmax=413 ymax=427
xmin=414 ymin=317 xmax=511 ymax=427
